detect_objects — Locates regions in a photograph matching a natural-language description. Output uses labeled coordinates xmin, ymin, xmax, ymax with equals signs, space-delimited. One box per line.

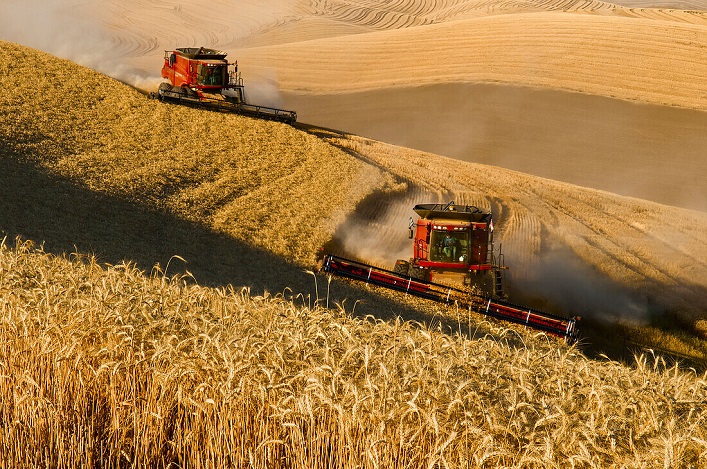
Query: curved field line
xmin=239 ymin=12 xmax=707 ymax=111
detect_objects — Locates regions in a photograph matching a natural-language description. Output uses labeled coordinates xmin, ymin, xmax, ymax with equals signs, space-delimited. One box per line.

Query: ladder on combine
xmin=319 ymin=254 xmax=579 ymax=344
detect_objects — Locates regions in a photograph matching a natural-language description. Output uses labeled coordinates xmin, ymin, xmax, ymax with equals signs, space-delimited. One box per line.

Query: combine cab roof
xmin=175 ymin=47 xmax=228 ymax=60
xmin=414 ymin=203 xmax=491 ymax=223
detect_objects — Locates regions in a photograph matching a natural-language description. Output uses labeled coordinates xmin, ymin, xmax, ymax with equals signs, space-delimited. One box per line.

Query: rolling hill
xmin=2 ymin=0 xmax=705 ymax=210
xmin=1 ymin=40 xmax=705 ymax=359
xmin=0 ymin=25 xmax=706 ymax=467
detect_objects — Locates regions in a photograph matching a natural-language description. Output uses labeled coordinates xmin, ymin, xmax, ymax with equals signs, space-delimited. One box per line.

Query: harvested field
xmin=2 ymin=0 xmax=705 ymax=211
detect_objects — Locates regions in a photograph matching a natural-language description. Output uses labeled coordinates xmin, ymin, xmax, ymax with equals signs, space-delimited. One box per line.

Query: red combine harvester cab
xmin=161 ymin=47 xmax=243 ymax=101
xmin=394 ymin=202 xmax=505 ymax=297
xmin=155 ymin=47 xmax=296 ymax=124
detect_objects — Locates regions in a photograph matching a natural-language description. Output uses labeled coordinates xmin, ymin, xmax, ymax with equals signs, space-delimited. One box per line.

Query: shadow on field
xmin=2 ymin=154 xmax=704 ymax=370
xmin=0 ymin=154 xmax=489 ymax=337
xmin=0 ymin=156 xmax=287 ymax=289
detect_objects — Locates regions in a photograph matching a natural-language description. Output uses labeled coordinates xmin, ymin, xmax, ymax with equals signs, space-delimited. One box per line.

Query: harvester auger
xmin=319 ymin=202 xmax=580 ymax=343
xmin=153 ymin=47 xmax=297 ymax=124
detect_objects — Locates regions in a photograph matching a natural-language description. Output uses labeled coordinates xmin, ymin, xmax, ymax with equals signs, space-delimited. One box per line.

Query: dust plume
xmin=505 ymin=240 xmax=655 ymax=325
xmin=241 ymin=70 xmax=287 ymax=110
xmin=332 ymin=190 xmax=659 ymax=325
xmin=327 ymin=194 xmax=415 ymax=268
xmin=0 ymin=2 xmax=295 ymax=98
xmin=0 ymin=1 xmax=162 ymax=90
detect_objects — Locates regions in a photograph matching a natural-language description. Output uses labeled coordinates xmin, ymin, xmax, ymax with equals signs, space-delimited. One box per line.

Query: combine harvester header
xmin=320 ymin=254 xmax=579 ymax=343
xmin=320 ymin=202 xmax=579 ymax=343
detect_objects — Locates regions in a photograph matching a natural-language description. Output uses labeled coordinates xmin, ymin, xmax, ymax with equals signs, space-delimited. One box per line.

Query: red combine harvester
xmin=155 ymin=47 xmax=296 ymax=124
xmin=394 ymin=202 xmax=505 ymax=296
xmin=319 ymin=202 xmax=579 ymax=343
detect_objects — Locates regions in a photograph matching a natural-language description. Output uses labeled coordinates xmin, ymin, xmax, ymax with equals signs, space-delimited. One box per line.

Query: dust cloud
xmin=331 ymin=192 xmax=658 ymax=325
xmin=335 ymin=218 xmax=410 ymax=268
xmin=0 ymin=1 xmax=163 ymax=90
xmin=241 ymin=71 xmax=288 ymax=110
xmin=328 ymin=195 xmax=416 ymax=268
xmin=505 ymin=240 xmax=654 ymax=325
xmin=0 ymin=2 xmax=293 ymax=100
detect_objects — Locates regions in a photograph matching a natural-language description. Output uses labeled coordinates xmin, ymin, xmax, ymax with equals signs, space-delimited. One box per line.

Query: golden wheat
xmin=1 ymin=239 xmax=706 ymax=467
xmin=2 ymin=40 xmax=707 ymax=467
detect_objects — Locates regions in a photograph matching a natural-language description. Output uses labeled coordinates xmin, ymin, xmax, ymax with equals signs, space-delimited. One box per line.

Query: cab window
xmin=430 ymin=230 xmax=468 ymax=263
xmin=197 ymin=65 xmax=225 ymax=85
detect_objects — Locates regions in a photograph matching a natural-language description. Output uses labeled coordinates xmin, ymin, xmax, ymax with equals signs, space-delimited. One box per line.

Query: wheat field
xmin=0 ymin=41 xmax=391 ymax=267
xmin=1 ymin=38 xmax=706 ymax=352
xmin=1 ymin=0 xmax=707 ymax=465
xmin=0 ymin=39 xmax=705 ymax=466
xmin=1 ymin=239 xmax=706 ymax=468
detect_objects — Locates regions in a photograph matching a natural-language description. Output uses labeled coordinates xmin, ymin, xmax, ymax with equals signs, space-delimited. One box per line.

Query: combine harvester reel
xmin=320 ymin=202 xmax=579 ymax=343
xmin=153 ymin=47 xmax=297 ymax=124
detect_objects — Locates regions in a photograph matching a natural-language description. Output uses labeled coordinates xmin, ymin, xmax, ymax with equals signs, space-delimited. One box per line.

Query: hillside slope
xmin=0 ymin=41 xmax=389 ymax=284
xmin=1 ymin=42 xmax=705 ymax=362
xmin=2 ymin=0 xmax=705 ymax=210
xmin=239 ymin=7 xmax=707 ymax=210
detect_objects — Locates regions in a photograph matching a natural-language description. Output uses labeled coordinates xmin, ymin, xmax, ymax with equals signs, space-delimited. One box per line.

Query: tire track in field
xmin=308 ymin=0 xmax=437 ymax=29
xmin=511 ymin=180 xmax=707 ymax=319
xmin=506 ymin=179 xmax=678 ymax=289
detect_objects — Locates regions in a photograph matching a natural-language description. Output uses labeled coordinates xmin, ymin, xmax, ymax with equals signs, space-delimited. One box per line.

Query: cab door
xmin=470 ymin=227 xmax=489 ymax=264
xmin=414 ymin=221 xmax=431 ymax=260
